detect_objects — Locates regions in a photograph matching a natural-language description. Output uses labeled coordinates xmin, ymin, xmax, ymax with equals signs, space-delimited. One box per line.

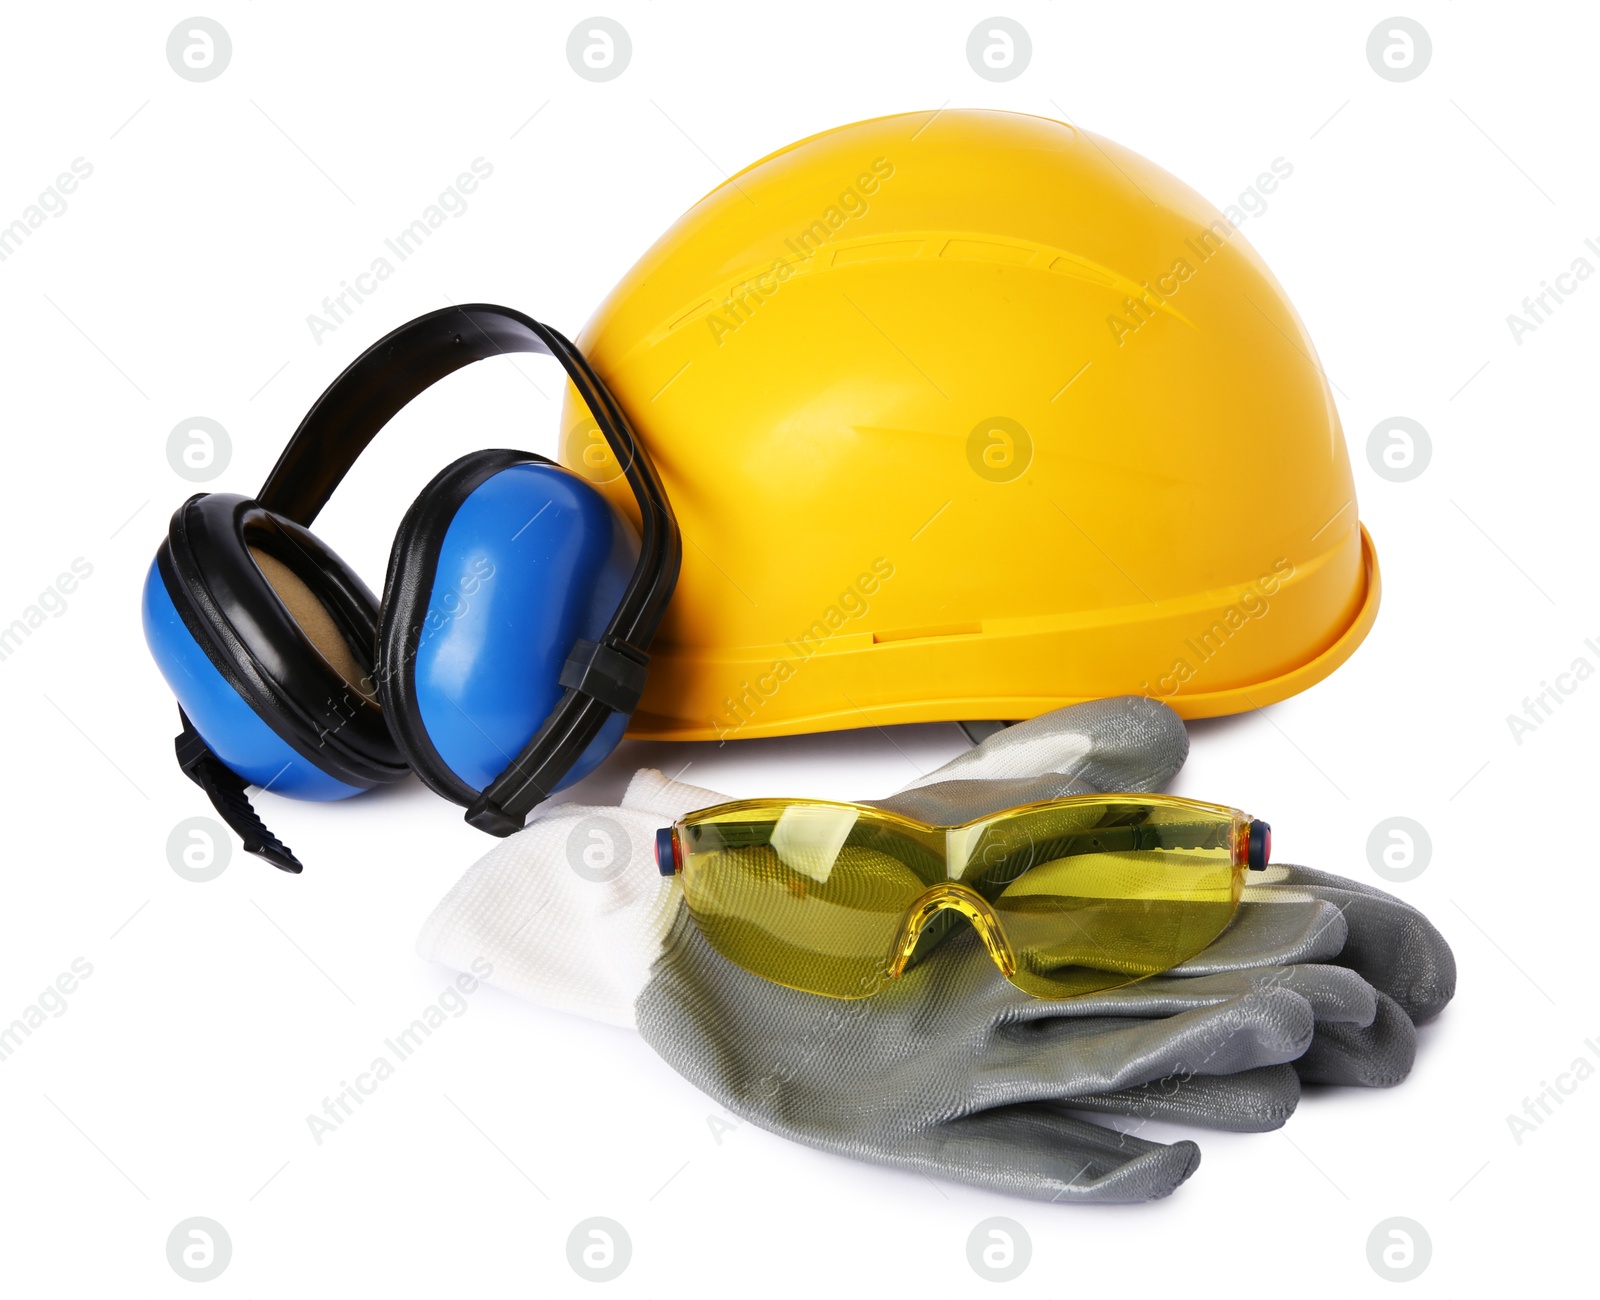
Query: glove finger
xmin=1269 ymin=865 xmax=1457 ymax=1024
xmin=886 ymin=1106 xmax=1201 ymax=1204
xmin=1066 ymin=1064 xmax=1301 ymax=1133
xmin=885 ymin=930 xmax=1365 ymax=1064
xmin=975 ymin=985 xmax=1315 ymax=1103
xmin=1048 ymin=964 xmax=1377 ymax=1028
xmin=882 ymin=696 xmax=1188 ymax=817
xmin=1172 ymin=896 xmax=1350 ymax=973
xmin=1296 ymin=990 xmax=1417 ymax=1087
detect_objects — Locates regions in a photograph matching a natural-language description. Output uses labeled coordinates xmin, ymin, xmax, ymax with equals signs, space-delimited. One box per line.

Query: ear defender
xmin=376 ymin=449 xmax=640 ymax=803
xmin=143 ymin=305 xmax=680 ymax=873
xmin=144 ymin=495 xmax=411 ymax=870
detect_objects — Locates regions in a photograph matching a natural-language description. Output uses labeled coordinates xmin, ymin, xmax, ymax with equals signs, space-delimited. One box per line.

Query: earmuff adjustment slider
xmin=558 ymin=636 xmax=651 ymax=715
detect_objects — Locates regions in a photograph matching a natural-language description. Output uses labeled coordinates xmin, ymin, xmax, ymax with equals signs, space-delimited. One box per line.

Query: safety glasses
xmin=655 ymin=794 xmax=1270 ymax=1000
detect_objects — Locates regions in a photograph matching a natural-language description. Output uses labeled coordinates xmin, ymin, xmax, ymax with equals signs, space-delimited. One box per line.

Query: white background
xmin=1 ymin=1 xmax=1594 ymax=1293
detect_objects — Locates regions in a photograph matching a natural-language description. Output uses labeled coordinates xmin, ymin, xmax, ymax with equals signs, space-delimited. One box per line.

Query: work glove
xmin=417 ymin=698 xmax=1454 ymax=1203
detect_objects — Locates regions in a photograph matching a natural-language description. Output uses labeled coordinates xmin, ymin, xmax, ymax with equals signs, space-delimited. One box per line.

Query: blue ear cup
xmin=146 ymin=494 xmax=409 ymax=802
xmin=143 ymin=568 xmax=365 ymax=801
xmin=376 ymin=449 xmax=641 ymax=801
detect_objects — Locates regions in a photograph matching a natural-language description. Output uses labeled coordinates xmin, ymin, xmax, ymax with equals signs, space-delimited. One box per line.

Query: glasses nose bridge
xmin=888 ymin=882 xmax=1017 ymax=980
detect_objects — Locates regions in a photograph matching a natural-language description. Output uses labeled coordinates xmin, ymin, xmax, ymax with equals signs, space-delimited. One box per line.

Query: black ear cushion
xmin=161 ymin=492 xmax=407 ymax=785
xmin=376 ymin=449 xmax=547 ymax=804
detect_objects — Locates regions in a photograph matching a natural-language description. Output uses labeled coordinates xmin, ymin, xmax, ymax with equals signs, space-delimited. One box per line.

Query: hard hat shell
xmin=561 ymin=109 xmax=1379 ymax=741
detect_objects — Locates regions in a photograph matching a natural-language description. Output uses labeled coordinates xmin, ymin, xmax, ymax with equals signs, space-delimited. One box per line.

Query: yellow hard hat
xmin=560 ymin=108 xmax=1379 ymax=741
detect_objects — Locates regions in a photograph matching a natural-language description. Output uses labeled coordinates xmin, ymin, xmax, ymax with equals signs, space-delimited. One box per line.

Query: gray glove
xmin=881 ymin=745 xmax=1454 ymax=1113
xmin=642 ymin=864 xmax=1455 ymax=1194
xmin=418 ymin=697 xmax=1454 ymax=1203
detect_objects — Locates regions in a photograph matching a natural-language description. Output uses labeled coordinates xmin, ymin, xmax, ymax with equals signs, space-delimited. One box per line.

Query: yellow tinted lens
xmin=677 ymin=802 xmax=941 ymax=998
xmin=979 ymin=799 xmax=1244 ymax=997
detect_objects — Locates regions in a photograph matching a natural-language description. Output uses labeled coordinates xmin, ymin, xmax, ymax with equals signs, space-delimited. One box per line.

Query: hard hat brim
xmin=623 ymin=526 xmax=1380 ymax=739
